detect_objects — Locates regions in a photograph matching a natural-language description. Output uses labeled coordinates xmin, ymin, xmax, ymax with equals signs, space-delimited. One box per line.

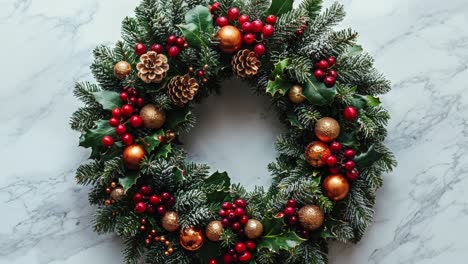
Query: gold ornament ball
xmin=218 ymin=25 xmax=242 ymax=54
xmin=179 ymin=226 xmax=204 ymax=251
xmin=298 ymin=205 xmax=325 ymax=231
xmin=114 ymin=61 xmax=132 ymax=80
xmin=110 ymin=187 xmax=125 ymax=201
xmin=205 ymin=221 xmax=224 ymax=242
xmin=140 ymin=104 xmax=166 ymax=129
xmin=123 ymin=144 xmax=145 ymax=170
xmin=323 ymin=174 xmax=350 ymax=201
xmin=288 ymin=85 xmax=306 ymax=104
xmin=315 ymin=117 xmax=340 ymax=143
xmin=244 ymin=219 xmax=263 ymax=239
xmin=305 ymin=141 xmax=332 ymax=167
xmin=162 ymin=211 xmax=180 ymax=232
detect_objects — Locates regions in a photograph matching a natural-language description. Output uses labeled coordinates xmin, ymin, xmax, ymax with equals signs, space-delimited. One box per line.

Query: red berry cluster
xmin=133 ymin=186 xmax=175 ymax=215
xmin=102 ymin=87 xmax=144 ymax=147
xmin=210 ymin=3 xmax=276 ymax=56
xmin=321 ymin=143 xmax=359 ymax=181
xmin=277 ymin=199 xmax=299 ymax=226
xmin=295 ymin=19 xmax=308 ymax=36
xmin=218 ymin=199 xmax=249 ymax=235
xmin=221 ymin=240 xmax=256 ymax=263
xmin=313 ymin=57 xmax=338 ymax=88
xmin=134 ymin=35 xmax=188 ymax=58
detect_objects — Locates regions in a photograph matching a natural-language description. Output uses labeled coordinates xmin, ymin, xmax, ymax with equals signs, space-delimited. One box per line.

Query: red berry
xmin=317 ymin=60 xmax=329 ymax=70
xmin=314 ymin=69 xmax=325 ymax=80
xmin=122 ymin=133 xmax=133 ymax=146
xmin=112 ymin=108 xmax=122 ymax=118
xmin=133 ymin=193 xmax=143 ymax=203
xmin=150 ymin=44 xmax=163 ymax=53
xmin=135 ymin=202 xmax=147 ymax=214
xmin=140 ymin=218 xmax=147 ymax=225
xmin=135 ymin=43 xmax=147 ymax=56
xmin=343 ymin=106 xmax=358 ymax=121
xmin=344 ymin=149 xmax=356 ymax=159
xmin=234 ymin=199 xmax=247 ymax=208
xmin=176 ymin=37 xmax=185 ymax=47
xmin=234 ymin=207 xmax=245 ymax=218
xmin=330 ymin=142 xmax=342 ymax=152
xmin=115 ymin=124 xmax=126 ymax=135
xmin=166 ymin=196 xmax=176 ymax=207
xmin=239 ymin=14 xmax=250 ymax=24
xmin=157 ymin=205 xmax=166 ymax=215
xmin=345 ymin=161 xmax=356 ymax=171
xmin=266 ymin=15 xmax=277 ymax=25
xmin=127 ymin=87 xmax=136 ymax=96
xmin=140 ymin=186 xmax=151 ymax=195
xmin=121 ymin=104 xmax=133 ymax=116
xmin=167 ymin=35 xmax=177 ymax=44
xmin=235 ymin=242 xmax=246 ymax=253
xmin=243 ymin=33 xmax=255 ymax=45
xmin=109 ymin=117 xmax=119 ymax=127
xmin=321 ymin=153 xmax=331 ymax=163
xmin=223 ymin=253 xmax=235 ymax=264
xmin=347 ymin=169 xmax=359 ymax=180
xmin=284 ymin=207 xmax=295 ymax=217
xmin=252 ymin=20 xmax=263 ymax=33
xmin=241 ymin=22 xmax=253 ymax=33
xmin=130 ymin=96 xmax=137 ymax=104
xmin=168 ymin=46 xmax=180 ymax=58
xmin=327 ymin=56 xmax=336 ymax=67
xmin=209 ymin=259 xmax=217 ymax=264
xmin=211 ymin=2 xmax=220 ymax=11
xmin=286 ymin=199 xmax=297 ymax=208
xmin=329 ymin=166 xmax=340 ymax=174
xmin=228 ymin=7 xmax=240 ymax=20
xmin=254 ymin=44 xmax=265 ymax=56
xmin=197 ymin=70 xmax=205 ymax=77
xmin=329 ymin=69 xmax=338 ymax=78
xmin=238 ymin=252 xmax=252 ymax=263
xmin=102 ymin=136 xmax=114 ymax=147
xmin=161 ymin=192 xmax=171 ymax=201
xmin=240 ymin=215 xmax=249 ymax=225
xmin=245 ymin=240 xmax=256 ymax=251
xmin=136 ymin=97 xmax=145 ymax=107
xmin=262 ymin=24 xmax=274 ymax=38
xmin=221 ymin=218 xmax=230 ymax=227
xmin=219 ymin=209 xmax=227 ymax=217
xmin=227 ymin=211 xmax=236 ymax=220
xmin=277 ymin=212 xmax=285 ymax=218
xmin=146 ymin=204 xmax=156 ymax=214
xmin=231 ymin=222 xmax=241 ymax=232
xmin=149 ymin=195 xmax=161 ymax=205
xmin=120 ymin=92 xmax=129 ymax=101
xmin=216 ymin=16 xmax=229 ymax=27
xmin=130 ymin=115 xmax=142 ymax=128
xmin=222 ymin=202 xmax=233 ymax=210
xmin=326 ymin=155 xmax=338 ymax=166
xmin=288 ymin=215 xmax=298 ymax=225
xmin=324 ymin=76 xmax=336 ymax=87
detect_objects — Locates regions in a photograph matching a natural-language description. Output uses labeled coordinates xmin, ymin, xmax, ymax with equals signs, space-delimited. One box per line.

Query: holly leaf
xmin=366 ymin=95 xmax=381 ymax=107
xmin=204 ymin=171 xmax=231 ymax=203
xmin=119 ymin=171 xmax=140 ymax=192
xmin=355 ymin=144 xmax=384 ymax=168
xmin=178 ymin=6 xmax=213 ymax=48
xmin=155 ymin=144 xmax=172 ymax=158
xmin=266 ymin=59 xmax=291 ymax=96
xmin=345 ymin=45 xmax=364 ymax=57
xmin=166 ymin=108 xmax=191 ymax=131
xmin=267 ymin=0 xmax=294 ymax=17
xmin=92 ymin=91 xmax=122 ymax=110
xmin=257 ymin=217 xmax=306 ymax=252
xmin=302 ymin=75 xmax=337 ymax=105
xmin=336 ymin=131 xmax=356 ymax=147
xmin=140 ymin=130 xmax=164 ymax=153
xmin=79 ymin=120 xmax=116 ymax=148
xmin=100 ymin=142 xmax=124 ymax=161
xmin=287 ymin=112 xmax=304 ymax=129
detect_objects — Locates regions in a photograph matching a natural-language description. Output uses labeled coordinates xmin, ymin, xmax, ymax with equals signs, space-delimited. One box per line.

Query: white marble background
xmin=1 ymin=0 xmax=468 ymax=263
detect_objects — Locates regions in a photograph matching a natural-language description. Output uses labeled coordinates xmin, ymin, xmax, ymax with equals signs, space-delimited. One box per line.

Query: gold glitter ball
xmin=298 ymin=205 xmax=325 ymax=231
xmin=205 ymin=221 xmax=224 ymax=242
xmin=314 ymin=117 xmax=340 ymax=143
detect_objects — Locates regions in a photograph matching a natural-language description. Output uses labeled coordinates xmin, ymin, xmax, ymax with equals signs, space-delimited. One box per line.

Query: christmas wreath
xmin=70 ymin=0 xmax=396 ymax=263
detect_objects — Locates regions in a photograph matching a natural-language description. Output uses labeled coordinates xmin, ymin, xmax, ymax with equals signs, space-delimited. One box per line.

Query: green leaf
xmin=101 ymin=142 xmax=124 ymax=161
xmin=344 ymin=45 xmax=364 ymax=57
xmin=92 ymin=91 xmax=122 ymax=110
xmin=355 ymin=145 xmax=383 ymax=168
xmin=79 ymin=120 xmax=116 ymax=148
xmin=257 ymin=217 xmax=306 ymax=252
xmin=140 ymin=130 xmax=164 ymax=153
xmin=178 ymin=6 xmax=214 ymax=48
xmin=267 ymin=0 xmax=294 ymax=17
xmin=336 ymin=131 xmax=355 ymax=147
xmin=287 ymin=112 xmax=304 ymax=129
xmin=302 ymin=75 xmax=337 ymax=105
xmin=166 ymin=108 xmax=191 ymax=130
xmin=350 ymin=95 xmax=367 ymax=110
xmin=366 ymin=95 xmax=381 ymax=107
xmin=119 ymin=171 xmax=140 ymax=192
xmin=204 ymin=171 xmax=231 ymax=203
xmin=266 ymin=59 xmax=291 ymax=96
xmin=155 ymin=144 xmax=172 ymax=158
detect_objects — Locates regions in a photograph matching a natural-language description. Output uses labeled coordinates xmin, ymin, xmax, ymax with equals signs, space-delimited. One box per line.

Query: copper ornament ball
xmin=298 ymin=205 xmax=325 ymax=231
xmin=140 ymin=104 xmax=166 ymax=129
xmin=322 ymin=174 xmax=350 ymax=201
xmin=315 ymin=117 xmax=340 ymax=143
xmin=110 ymin=187 xmax=125 ymax=201
xmin=205 ymin=220 xmax=224 ymax=242
xmin=114 ymin=61 xmax=132 ymax=80
xmin=244 ymin=219 xmax=263 ymax=239
xmin=305 ymin=141 xmax=332 ymax=167
xmin=179 ymin=226 xmax=204 ymax=251
xmin=288 ymin=85 xmax=306 ymax=104
xmin=218 ymin=25 xmax=243 ymax=54
xmin=123 ymin=144 xmax=145 ymax=170
xmin=162 ymin=211 xmax=180 ymax=232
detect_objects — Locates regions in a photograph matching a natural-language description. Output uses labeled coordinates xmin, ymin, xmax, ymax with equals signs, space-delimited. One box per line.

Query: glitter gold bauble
xmin=288 ymin=85 xmax=306 ymax=104
xmin=322 ymin=174 xmax=350 ymax=201
xmin=114 ymin=61 xmax=132 ymax=80
xmin=140 ymin=104 xmax=166 ymax=129
xmin=205 ymin=221 xmax=224 ymax=242
xmin=305 ymin=141 xmax=331 ymax=167
xmin=218 ymin=25 xmax=242 ymax=54
xmin=298 ymin=205 xmax=325 ymax=231
xmin=162 ymin=211 xmax=180 ymax=232
xmin=123 ymin=144 xmax=145 ymax=170
xmin=179 ymin=226 xmax=204 ymax=251
xmin=315 ymin=117 xmax=340 ymax=143
xmin=110 ymin=187 xmax=125 ymax=200
xmin=244 ymin=219 xmax=263 ymax=239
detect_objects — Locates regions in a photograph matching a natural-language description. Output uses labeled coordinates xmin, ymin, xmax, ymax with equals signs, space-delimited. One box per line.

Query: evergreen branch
xmin=70 ymin=107 xmax=104 ymax=132
xmin=299 ymin=0 xmax=323 ymax=20
xmin=123 ymin=236 xmax=145 ymax=264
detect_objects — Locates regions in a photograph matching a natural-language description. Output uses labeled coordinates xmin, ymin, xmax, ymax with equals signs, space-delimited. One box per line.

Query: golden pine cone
xmin=167 ymin=75 xmax=199 ymax=106
xmin=136 ymin=51 xmax=169 ymax=83
xmin=232 ymin=49 xmax=261 ymax=78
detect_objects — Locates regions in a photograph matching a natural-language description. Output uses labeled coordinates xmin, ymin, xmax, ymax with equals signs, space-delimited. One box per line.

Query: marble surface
xmin=1 ymin=0 xmax=468 ymax=263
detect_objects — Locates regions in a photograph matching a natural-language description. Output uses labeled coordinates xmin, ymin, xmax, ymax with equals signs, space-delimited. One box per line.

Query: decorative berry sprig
xmin=133 ymin=186 xmax=175 ymax=215
xmin=218 ymin=199 xmax=249 ymax=234
xmin=321 ymin=142 xmax=359 ymax=181
xmin=134 ymin=35 xmax=188 ymax=59
xmin=314 ymin=57 xmax=338 ymax=87
xmin=222 ymin=240 xmax=256 ymax=263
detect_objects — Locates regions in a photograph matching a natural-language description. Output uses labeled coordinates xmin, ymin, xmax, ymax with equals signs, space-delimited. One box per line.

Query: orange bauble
xmin=305 ymin=141 xmax=332 ymax=167
xmin=179 ymin=226 xmax=204 ymax=251
xmin=218 ymin=25 xmax=242 ymax=54
xmin=322 ymin=174 xmax=350 ymax=201
xmin=123 ymin=144 xmax=145 ymax=170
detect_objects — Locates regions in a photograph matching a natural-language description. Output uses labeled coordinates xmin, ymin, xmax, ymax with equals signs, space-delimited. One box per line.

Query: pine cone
xmin=136 ymin=51 xmax=169 ymax=83
xmin=167 ymin=75 xmax=199 ymax=106
xmin=232 ymin=49 xmax=261 ymax=78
